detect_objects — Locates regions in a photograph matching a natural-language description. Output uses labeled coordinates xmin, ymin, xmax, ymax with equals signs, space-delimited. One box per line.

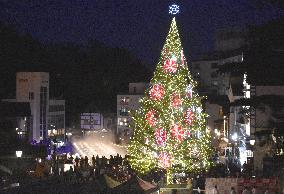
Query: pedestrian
xmin=92 ymin=155 xmax=96 ymax=167
xmin=252 ymin=186 xmax=257 ymax=194
xmin=212 ymin=185 xmax=219 ymax=194
xmin=231 ymin=187 xmax=237 ymax=194
xmin=80 ymin=157 xmax=84 ymax=167
xmin=75 ymin=156 xmax=79 ymax=167
xmin=242 ymin=186 xmax=250 ymax=194
xmin=84 ymin=156 xmax=89 ymax=166
xmin=264 ymin=188 xmax=269 ymax=194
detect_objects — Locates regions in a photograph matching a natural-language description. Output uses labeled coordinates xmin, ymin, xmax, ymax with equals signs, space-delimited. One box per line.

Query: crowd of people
xmin=45 ymin=153 xmax=134 ymax=184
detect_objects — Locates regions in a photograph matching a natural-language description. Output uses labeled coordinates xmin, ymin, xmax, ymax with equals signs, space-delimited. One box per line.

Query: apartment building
xmin=116 ymin=83 xmax=148 ymax=141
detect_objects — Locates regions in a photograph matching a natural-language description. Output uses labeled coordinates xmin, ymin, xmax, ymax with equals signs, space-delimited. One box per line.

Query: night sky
xmin=1 ymin=0 xmax=284 ymax=64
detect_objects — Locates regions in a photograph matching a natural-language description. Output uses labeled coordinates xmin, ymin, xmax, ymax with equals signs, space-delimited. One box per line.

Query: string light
xmin=128 ymin=17 xmax=213 ymax=181
xmin=169 ymin=4 xmax=180 ymax=15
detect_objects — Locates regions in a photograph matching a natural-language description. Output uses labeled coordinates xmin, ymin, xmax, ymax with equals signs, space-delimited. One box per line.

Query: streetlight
xmin=16 ymin=151 xmax=22 ymax=158
xmin=15 ymin=151 xmax=23 ymax=179
xmin=250 ymin=139 xmax=255 ymax=146
xmin=231 ymin=133 xmax=238 ymax=141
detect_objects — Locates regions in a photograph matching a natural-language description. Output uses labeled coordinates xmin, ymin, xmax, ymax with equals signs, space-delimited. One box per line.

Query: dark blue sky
xmin=1 ymin=0 xmax=284 ymax=64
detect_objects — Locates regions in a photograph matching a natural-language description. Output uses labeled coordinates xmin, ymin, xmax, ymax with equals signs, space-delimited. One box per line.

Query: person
xmin=95 ymin=155 xmax=99 ymax=166
xmin=212 ymin=185 xmax=219 ymax=194
xmin=242 ymin=161 xmax=248 ymax=176
xmin=92 ymin=155 xmax=96 ymax=166
xmin=80 ymin=157 xmax=84 ymax=167
xmin=74 ymin=156 xmax=79 ymax=167
xmin=84 ymin=156 xmax=89 ymax=166
xmin=264 ymin=188 xmax=269 ymax=194
xmin=231 ymin=187 xmax=237 ymax=194
xmin=66 ymin=166 xmax=74 ymax=182
xmin=252 ymin=186 xmax=257 ymax=194
xmin=242 ymin=186 xmax=250 ymax=194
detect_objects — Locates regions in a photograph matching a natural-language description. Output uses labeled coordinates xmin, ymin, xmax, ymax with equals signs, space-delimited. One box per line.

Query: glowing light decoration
xmin=159 ymin=152 xmax=171 ymax=168
xmin=149 ymin=84 xmax=165 ymax=101
xmin=180 ymin=50 xmax=185 ymax=66
xmin=170 ymin=124 xmax=184 ymax=142
xmin=186 ymin=85 xmax=193 ymax=98
xmin=163 ymin=55 xmax=177 ymax=73
xmin=170 ymin=92 xmax=181 ymax=108
xmin=169 ymin=4 xmax=180 ymax=15
xmin=155 ymin=128 xmax=167 ymax=145
xmin=146 ymin=109 xmax=158 ymax=127
xmin=185 ymin=130 xmax=191 ymax=138
xmin=195 ymin=107 xmax=203 ymax=119
xmin=128 ymin=17 xmax=213 ymax=182
xmin=145 ymin=137 xmax=149 ymax=145
xmin=185 ymin=108 xmax=194 ymax=125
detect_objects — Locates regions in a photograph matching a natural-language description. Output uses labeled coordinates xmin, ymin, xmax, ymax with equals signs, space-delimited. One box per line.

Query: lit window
xmin=212 ymin=80 xmax=218 ymax=86
xmin=120 ymin=97 xmax=130 ymax=105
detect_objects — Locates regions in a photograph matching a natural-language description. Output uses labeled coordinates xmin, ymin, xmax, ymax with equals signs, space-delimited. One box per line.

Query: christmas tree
xmin=128 ymin=17 xmax=212 ymax=183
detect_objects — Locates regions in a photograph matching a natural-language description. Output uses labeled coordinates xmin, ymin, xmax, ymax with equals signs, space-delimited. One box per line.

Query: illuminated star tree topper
xmin=169 ymin=4 xmax=180 ymax=15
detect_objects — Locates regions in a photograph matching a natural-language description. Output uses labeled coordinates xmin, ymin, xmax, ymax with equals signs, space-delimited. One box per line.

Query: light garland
xmin=155 ymin=128 xmax=167 ymax=146
xmin=149 ymin=83 xmax=165 ymax=101
xmin=146 ymin=109 xmax=158 ymax=127
xmin=128 ymin=17 xmax=213 ymax=180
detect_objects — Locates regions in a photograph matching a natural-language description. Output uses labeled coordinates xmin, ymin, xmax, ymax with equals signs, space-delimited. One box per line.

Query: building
xmin=191 ymin=51 xmax=245 ymax=166
xmin=80 ymin=112 xmax=104 ymax=133
xmin=0 ymin=102 xmax=31 ymax=141
xmin=16 ymin=72 xmax=49 ymax=142
xmin=116 ymin=83 xmax=148 ymax=141
xmin=248 ymin=86 xmax=284 ymax=171
xmin=191 ymin=53 xmax=243 ymax=96
xmin=103 ymin=112 xmax=117 ymax=133
xmin=191 ymin=59 xmax=219 ymax=95
xmin=205 ymin=95 xmax=229 ymax=155
xmin=48 ymin=99 xmax=65 ymax=140
xmin=214 ymin=29 xmax=246 ymax=52
xmin=227 ymin=74 xmax=251 ymax=166
xmin=1 ymin=72 xmax=65 ymax=142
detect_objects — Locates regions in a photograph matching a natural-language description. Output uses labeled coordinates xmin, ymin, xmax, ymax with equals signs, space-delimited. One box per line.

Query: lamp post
xmin=16 ymin=151 xmax=22 ymax=158
xmin=250 ymin=139 xmax=255 ymax=146
xmin=15 ymin=151 xmax=22 ymax=181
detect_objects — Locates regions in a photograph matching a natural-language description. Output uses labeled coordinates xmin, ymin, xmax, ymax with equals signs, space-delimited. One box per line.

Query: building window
xmin=211 ymin=63 xmax=218 ymax=69
xmin=120 ymin=97 xmax=130 ymax=105
xmin=118 ymin=118 xmax=129 ymax=126
xmin=219 ymin=107 xmax=223 ymax=116
xmin=94 ymin=119 xmax=100 ymax=125
xmin=212 ymin=80 xmax=218 ymax=86
xmin=120 ymin=107 xmax=129 ymax=116
xmin=29 ymin=92 xmax=34 ymax=100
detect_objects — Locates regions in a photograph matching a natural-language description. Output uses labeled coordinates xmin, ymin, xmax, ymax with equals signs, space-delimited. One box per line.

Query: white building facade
xmin=80 ymin=112 xmax=104 ymax=132
xmin=14 ymin=72 xmax=65 ymax=142
xmin=16 ymin=72 xmax=49 ymax=142
xmin=116 ymin=83 xmax=148 ymax=139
